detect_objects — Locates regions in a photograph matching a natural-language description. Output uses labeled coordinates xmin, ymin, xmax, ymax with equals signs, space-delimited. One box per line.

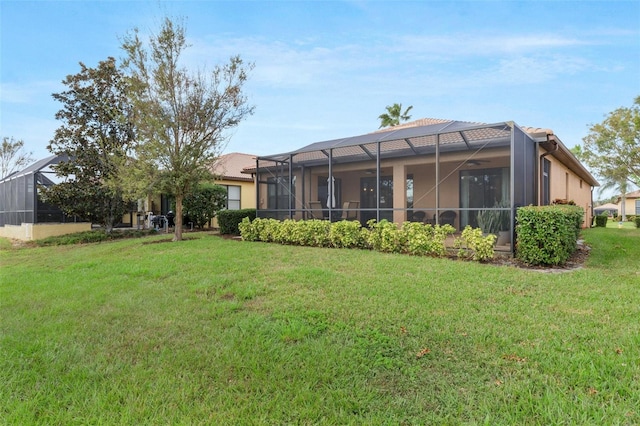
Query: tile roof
xmin=379 ymin=117 xmax=554 ymax=137
xmin=210 ymin=152 xmax=256 ymax=182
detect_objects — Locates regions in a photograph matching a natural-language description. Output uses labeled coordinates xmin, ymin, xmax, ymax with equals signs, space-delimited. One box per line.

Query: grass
xmin=1 ymin=228 xmax=639 ymax=424
xmin=605 ymin=219 xmax=637 ymax=229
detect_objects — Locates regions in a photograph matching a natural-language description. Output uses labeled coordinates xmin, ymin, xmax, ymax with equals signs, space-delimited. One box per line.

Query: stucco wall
xmin=0 ymin=222 xmax=92 ymax=241
xmin=619 ymin=197 xmax=640 ymax=216
xmin=544 ymin=152 xmax=594 ymax=228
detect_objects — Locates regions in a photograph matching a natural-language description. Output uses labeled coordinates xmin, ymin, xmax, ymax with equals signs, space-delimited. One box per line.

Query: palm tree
xmin=378 ymin=103 xmax=413 ymax=128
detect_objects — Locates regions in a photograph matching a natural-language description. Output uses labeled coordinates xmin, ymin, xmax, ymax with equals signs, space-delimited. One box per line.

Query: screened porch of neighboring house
xmin=251 ymin=120 xmax=544 ymax=253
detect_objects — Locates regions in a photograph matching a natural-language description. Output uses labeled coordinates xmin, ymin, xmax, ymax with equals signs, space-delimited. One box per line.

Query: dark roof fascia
xmin=530 ymin=130 xmax=599 ymax=187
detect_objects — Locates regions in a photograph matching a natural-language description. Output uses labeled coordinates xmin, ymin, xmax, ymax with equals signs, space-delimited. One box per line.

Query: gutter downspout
xmin=539 ymin=134 xmax=558 ymax=205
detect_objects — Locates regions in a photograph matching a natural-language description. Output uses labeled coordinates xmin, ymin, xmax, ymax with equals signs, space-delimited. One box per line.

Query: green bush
xmin=365 ymin=219 xmax=410 ymax=253
xmin=329 ymin=220 xmax=366 ymax=249
xmin=594 ymin=214 xmax=608 ymax=227
xmin=183 ymin=184 xmax=227 ymax=229
xmin=515 ymin=205 xmax=584 ymax=266
xmin=454 ymin=226 xmax=496 ymax=262
xmin=400 ymin=221 xmax=454 ymax=257
xmin=35 ymin=229 xmax=157 ymax=246
xmin=239 ymin=218 xmax=500 ymax=262
xmin=634 ymin=216 xmax=640 ymax=228
xmin=217 ymin=209 xmax=256 ymax=235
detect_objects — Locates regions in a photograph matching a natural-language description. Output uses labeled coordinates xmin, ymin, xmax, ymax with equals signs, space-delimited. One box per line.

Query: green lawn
xmin=1 ymin=228 xmax=639 ymax=425
xmin=605 ymin=219 xmax=637 ymax=229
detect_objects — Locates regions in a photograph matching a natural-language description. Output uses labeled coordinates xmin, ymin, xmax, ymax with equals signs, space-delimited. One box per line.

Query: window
xmin=542 ymin=158 xmax=551 ymax=205
xmin=406 ymin=174 xmax=414 ymax=209
xmin=219 ymin=185 xmax=241 ymax=210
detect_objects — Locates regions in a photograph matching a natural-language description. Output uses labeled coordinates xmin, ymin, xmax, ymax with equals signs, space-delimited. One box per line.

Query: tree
xmin=42 ymin=57 xmax=135 ymax=233
xmin=578 ymin=96 xmax=640 ymax=190
xmin=183 ymin=183 xmax=228 ymax=229
xmin=0 ymin=137 xmax=35 ymax=179
xmin=378 ymin=103 xmax=413 ymax=128
xmin=121 ymin=17 xmax=254 ymax=241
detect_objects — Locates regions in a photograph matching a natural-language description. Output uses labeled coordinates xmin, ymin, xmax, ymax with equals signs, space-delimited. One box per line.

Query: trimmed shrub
xmin=635 ymin=216 xmax=640 ymax=228
xmin=239 ymin=217 xmax=493 ymax=263
xmin=366 ymin=219 xmax=406 ymax=253
xmin=515 ymin=205 xmax=584 ymax=266
xmin=594 ymin=214 xmax=608 ymax=227
xmin=329 ymin=220 xmax=366 ymax=249
xmin=454 ymin=226 xmax=496 ymax=262
xmin=401 ymin=221 xmax=455 ymax=257
xmin=217 ymin=209 xmax=256 ymax=235
xmin=35 ymin=229 xmax=157 ymax=246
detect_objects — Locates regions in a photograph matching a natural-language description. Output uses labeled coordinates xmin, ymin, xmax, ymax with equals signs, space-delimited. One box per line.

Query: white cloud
xmin=390 ymin=34 xmax=587 ymax=58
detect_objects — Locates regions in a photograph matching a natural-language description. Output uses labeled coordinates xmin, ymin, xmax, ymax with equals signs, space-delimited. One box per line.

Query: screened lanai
xmin=0 ymin=154 xmax=82 ymax=227
xmin=253 ymin=120 xmax=541 ymax=250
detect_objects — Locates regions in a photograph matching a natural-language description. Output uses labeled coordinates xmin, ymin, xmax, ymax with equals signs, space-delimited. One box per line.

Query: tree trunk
xmin=174 ymin=193 xmax=183 ymax=241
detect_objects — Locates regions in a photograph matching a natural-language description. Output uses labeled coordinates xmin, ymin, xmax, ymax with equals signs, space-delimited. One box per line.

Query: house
xmin=0 ymin=154 xmax=91 ymax=240
xmin=210 ymin=152 xmax=256 ymax=211
xmin=130 ymin=152 xmax=257 ymax=229
xmin=616 ymin=189 xmax=640 ymax=218
xmin=249 ymin=118 xmax=599 ymax=253
xmin=593 ymin=202 xmax=619 ymax=217
xmin=208 ymin=152 xmax=256 ymax=228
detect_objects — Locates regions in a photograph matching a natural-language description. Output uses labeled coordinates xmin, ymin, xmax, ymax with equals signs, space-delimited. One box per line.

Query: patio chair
xmin=411 ymin=211 xmax=426 ymax=223
xmin=308 ymin=201 xmax=325 ymax=220
xmin=439 ymin=210 xmax=457 ymax=227
xmin=340 ymin=201 xmax=359 ymax=221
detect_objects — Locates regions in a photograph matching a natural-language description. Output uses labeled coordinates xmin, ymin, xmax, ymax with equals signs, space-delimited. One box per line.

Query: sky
xmin=1 ymin=0 xmax=639 ymax=179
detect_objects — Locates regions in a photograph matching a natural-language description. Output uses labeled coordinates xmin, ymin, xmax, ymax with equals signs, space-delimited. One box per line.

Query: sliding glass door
xmin=460 ymin=168 xmax=509 ymax=228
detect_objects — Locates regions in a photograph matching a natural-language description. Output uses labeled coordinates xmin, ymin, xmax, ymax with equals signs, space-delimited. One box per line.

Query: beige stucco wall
xmin=0 ymin=222 xmax=92 ymax=241
xmin=619 ymin=197 xmax=639 ymax=217
xmin=211 ymin=178 xmax=256 ymax=227
xmin=541 ymin=149 xmax=594 ymax=228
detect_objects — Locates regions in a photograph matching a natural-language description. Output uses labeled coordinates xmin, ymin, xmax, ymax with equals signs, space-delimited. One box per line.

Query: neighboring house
xmin=131 ymin=152 xmax=257 ymax=229
xmin=0 ymin=154 xmax=90 ymax=240
xmin=593 ymin=203 xmax=619 ymax=217
xmin=210 ymin=152 xmax=256 ymax=210
xmin=616 ymin=190 xmax=640 ymax=217
xmin=250 ymin=118 xmax=599 ymax=253
xmin=209 ymin=152 xmax=256 ymax=228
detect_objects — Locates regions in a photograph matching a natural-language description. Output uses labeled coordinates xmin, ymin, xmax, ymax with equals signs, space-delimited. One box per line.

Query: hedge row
xmin=217 ymin=208 xmax=256 ymax=235
xmin=515 ymin=205 xmax=583 ymax=266
xmin=239 ymin=218 xmax=498 ymax=262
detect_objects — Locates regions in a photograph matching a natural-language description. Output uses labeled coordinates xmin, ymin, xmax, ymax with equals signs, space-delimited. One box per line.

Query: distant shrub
xmin=635 ymin=216 xmax=640 ymax=228
xmin=515 ymin=205 xmax=584 ymax=266
xmin=217 ymin=209 xmax=256 ymax=235
xmin=35 ymin=229 xmax=157 ymax=246
xmin=594 ymin=214 xmax=608 ymax=227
